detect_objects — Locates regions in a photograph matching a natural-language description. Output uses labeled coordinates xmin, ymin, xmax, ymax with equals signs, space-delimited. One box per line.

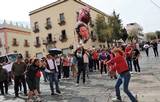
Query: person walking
xmin=75 ymin=45 xmax=86 ymax=86
xmin=26 ymin=59 xmax=41 ymax=102
xmin=151 ymin=40 xmax=159 ymax=57
xmin=0 ymin=64 xmax=9 ymax=95
xmin=46 ymin=54 xmax=61 ymax=95
xmin=107 ymin=48 xmax=137 ymax=102
xmin=143 ymin=42 xmax=150 ymax=57
xmin=132 ymin=47 xmax=141 ymax=72
xmin=99 ymin=50 xmax=107 ymax=76
xmin=11 ymin=56 xmax=27 ymax=97
xmin=62 ymin=55 xmax=70 ymax=79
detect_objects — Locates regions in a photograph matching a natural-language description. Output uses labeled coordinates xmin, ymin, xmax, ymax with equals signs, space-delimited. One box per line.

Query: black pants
xmin=63 ymin=66 xmax=70 ymax=78
xmin=89 ymin=59 xmax=93 ymax=72
xmin=58 ymin=65 xmax=62 ymax=79
xmin=153 ymin=48 xmax=159 ymax=57
xmin=77 ymin=65 xmax=86 ymax=84
xmin=93 ymin=59 xmax=99 ymax=70
xmin=100 ymin=61 xmax=107 ymax=74
xmin=133 ymin=59 xmax=140 ymax=72
xmin=145 ymin=48 xmax=149 ymax=56
xmin=0 ymin=80 xmax=8 ymax=95
xmin=14 ymin=75 xmax=27 ymax=96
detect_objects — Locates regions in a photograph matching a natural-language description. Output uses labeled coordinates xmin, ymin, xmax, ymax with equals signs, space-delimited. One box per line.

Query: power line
xmin=150 ymin=0 xmax=160 ymax=9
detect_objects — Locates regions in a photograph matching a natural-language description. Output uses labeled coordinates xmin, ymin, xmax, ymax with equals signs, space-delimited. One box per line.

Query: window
xmin=0 ymin=38 xmax=2 ymax=47
xmin=59 ymin=13 xmax=65 ymax=21
xmin=13 ymin=38 xmax=18 ymax=46
xmin=34 ymin=37 xmax=41 ymax=47
xmin=25 ymin=51 xmax=29 ymax=58
xmin=36 ymin=37 xmax=40 ymax=44
xmin=62 ymin=30 xmax=66 ymax=38
xmin=34 ymin=22 xmax=39 ymax=28
xmin=24 ymin=40 xmax=29 ymax=47
xmin=46 ymin=17 xmax=51 ymax=24
xmin=33 ymin=22 xmax=39 ymax=33
xmin=47 ymin=33 xmax=52 ymax=42
xmin=45 ymin=18 xmax=52 ymax=29
xmin=60 ymin=30 xmax=67 ymax=42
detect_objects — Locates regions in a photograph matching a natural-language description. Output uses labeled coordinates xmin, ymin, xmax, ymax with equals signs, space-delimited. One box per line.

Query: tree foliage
xmin=146 ymin=32 xmax=157 ymax=41
xmin=94 ymin=11 xmax=123 ymax=43
xmin=155 ymin=31 xmax=160 ymax=39
xmin=108 ymin=11 xmax=123 ymax=41
xmin=120 ymin=28 xmax=128 ymax=42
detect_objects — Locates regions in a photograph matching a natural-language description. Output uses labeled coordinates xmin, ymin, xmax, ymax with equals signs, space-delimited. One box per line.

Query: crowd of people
xmin=0 ymin=41 xmax=159 ymax=102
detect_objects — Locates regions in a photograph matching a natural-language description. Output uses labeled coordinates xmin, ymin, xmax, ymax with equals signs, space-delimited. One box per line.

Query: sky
xmin=0 ymin=0 xmax=160 ymax=33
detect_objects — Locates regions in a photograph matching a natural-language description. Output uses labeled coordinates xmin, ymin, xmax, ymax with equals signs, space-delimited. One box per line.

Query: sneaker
xmin=75 ymin=83 xmax=79 ymax=87
xmin=51 ymin=92 xmax=55 ymax=95
xmin=56 ymin=90 xmax=61 ymax=94
xmin=27 ymin=98 xmax=34 ymax=102
xmin=112 ymin=98 xmax=122 ymax=102
xmin=35 ymin=96 xmax=41 ymax=102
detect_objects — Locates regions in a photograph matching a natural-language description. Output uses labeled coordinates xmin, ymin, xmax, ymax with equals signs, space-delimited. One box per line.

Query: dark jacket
xmin=0 ymin=68 xmax=8 ymax=82
xmin=26 ymin=64 xmax=39 ymax=80
xmin=74 ymin=48 xmax=85 ymax=67
xmin=11 ymin=62 xmax=27 ymax=76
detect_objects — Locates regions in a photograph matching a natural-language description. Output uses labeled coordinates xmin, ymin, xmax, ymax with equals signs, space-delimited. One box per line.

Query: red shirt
xmin=92 ymin=51 xmax=99 ymax=60
xmin=125 ymin=46 xmax=132 ymax=58
xmin=109 ymin=54 xmax=128 ymax=74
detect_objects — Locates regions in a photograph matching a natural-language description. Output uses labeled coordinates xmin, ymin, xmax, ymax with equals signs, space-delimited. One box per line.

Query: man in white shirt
xmin=46 ymin=54 xmax=61 ymax=95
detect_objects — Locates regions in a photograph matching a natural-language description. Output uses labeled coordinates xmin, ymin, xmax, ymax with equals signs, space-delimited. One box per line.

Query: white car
xmin=0 ymin=53 xmax=23 ymax=72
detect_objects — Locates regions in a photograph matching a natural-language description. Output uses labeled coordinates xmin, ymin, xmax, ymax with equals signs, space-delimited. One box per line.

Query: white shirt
xmin=83 ymin=53 xmax=89 ymax=63
xmin=47 ymin=59 xmax=55 ymax=70
xmin=47 ymin=59 xmax=58 ymax=72
xmin=56 ymin=58 xmax=61 ymax=66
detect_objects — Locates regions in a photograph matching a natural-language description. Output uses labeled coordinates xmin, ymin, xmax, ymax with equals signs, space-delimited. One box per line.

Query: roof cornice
xmin=29 ymin=0 xmax=110 ymax=17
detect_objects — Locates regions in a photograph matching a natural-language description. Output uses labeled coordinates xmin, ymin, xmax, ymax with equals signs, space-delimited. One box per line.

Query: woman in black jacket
xmin=74 ymin=46 xmax=85 ymax=86
xmin=26 ymin=59 xmax=41 ymax=102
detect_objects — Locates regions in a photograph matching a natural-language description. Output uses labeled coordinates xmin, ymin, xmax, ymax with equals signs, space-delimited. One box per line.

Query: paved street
xmin=0 ymin=47 xmax=160 ymax=102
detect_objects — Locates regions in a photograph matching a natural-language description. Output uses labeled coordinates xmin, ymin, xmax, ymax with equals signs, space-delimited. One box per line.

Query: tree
xmin=120 ymin=28 xmax=128 ymax=42
xmin=155 ymin=31 xmax=160 ymax=39
xmin=95 ymin=14 xmax=108 ymax=42
xmin=146 ymin=32 xmax=157 ymax=41
xmin=109 ymin=11 xmax=123 ymax=41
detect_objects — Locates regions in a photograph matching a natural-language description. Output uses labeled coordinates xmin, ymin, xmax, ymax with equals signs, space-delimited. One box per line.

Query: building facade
xmin=29 ymin=0 xmax=109 ymax=57
xmin=0 ymin=21 xmax=33 ymax=58
xmin=126 ymin=23 xmax=144 ymax=42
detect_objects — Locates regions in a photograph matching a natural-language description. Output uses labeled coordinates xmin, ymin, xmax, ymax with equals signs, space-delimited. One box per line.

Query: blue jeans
xmin=48 ymin=72 xmax=60 ymax=93
xmin=126 ymin=58 xmax=132 ymax=71
xmin=115 ymin=71 xmax=137 ymax=102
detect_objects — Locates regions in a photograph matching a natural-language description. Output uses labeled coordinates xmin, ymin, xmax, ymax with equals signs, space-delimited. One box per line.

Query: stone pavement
xmin=0 ymin=47 xmax=160 ymax=102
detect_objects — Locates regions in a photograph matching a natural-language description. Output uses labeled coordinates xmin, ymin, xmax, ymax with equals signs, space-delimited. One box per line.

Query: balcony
xmin=45 ymin=23 xmax=52 ymax=30
xmin=24 ymin=42 xmax=30 ymax=47
xmin=12 ymin=42 xmax=19 ymax=47
xmin=33 ymin=26 xmax=40 ymax=33
xmin=34 ymin=42 xmax=41 ymax=48
xmin=59 ymin=34 xmax=67 ymax=42
xmin=58 ymin=19 xmax=66 ymax=26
